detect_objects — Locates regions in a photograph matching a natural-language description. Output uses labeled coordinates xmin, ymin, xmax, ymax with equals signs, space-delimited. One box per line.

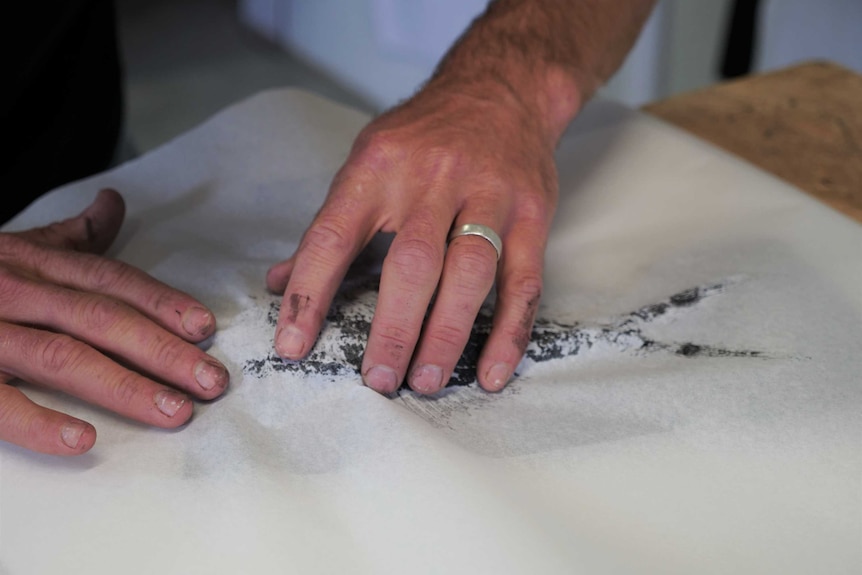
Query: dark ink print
xmin=287 ymin=293 xmax=311 ymax=323
xmin=243 ymin=277 xmax=767 ymax=386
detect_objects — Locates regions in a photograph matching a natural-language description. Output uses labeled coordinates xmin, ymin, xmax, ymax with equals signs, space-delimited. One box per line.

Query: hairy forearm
xmin=427 ymin=0 xmax=657 ymax=142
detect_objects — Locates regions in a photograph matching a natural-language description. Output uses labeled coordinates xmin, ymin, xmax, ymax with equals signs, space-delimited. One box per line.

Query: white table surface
xmin=1 ymin=90 xmax=860 ymax=575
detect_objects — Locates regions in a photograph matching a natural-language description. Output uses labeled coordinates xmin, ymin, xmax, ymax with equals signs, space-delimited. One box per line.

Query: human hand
xmin=267 ymin=83 xmax=559 ymax=395
xmin=0 ymin=189 xmax=228 ymax=455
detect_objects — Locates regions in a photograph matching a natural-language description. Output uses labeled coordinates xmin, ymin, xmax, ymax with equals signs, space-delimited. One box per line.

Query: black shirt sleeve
xmin=1 ymin=0 xmax=123 ymax=224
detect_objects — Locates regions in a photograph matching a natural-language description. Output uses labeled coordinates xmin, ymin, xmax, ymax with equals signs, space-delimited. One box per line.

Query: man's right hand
xmin=0 ymin=189 xmax=229 ymax=456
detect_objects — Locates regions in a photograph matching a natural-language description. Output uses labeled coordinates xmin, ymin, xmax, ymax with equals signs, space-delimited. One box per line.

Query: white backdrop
xmin=238 ymin=0 xmax=675 ymax=109
xmin=239 ymin=0 xmax=862 ymax=110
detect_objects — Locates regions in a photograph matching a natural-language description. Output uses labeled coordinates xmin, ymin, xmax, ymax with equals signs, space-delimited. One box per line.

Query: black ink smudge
xmin=286 ymin=293 xmax=311 ymax=323
xmin=243 ymin=278 xmax=767 ymax=386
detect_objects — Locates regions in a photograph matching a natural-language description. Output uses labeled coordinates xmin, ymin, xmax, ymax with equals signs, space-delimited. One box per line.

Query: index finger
xmin=272 ymin=179 xmax=380 ymax=360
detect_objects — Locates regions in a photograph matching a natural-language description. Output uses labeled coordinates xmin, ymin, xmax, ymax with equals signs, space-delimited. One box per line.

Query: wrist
xmin=423 ymin=62 xmax=583 ymax=147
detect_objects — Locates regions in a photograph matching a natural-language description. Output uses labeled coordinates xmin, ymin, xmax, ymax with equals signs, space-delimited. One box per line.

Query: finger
xmin=0 ymin=273 xmax=228 ymax=399
xmin=265 ymin=257 xmax=295 ymax=295
xmin=273 ymin=183 xmax=379 ymax=360
xmin=14 ymin=188 xmax=125 ymax=254
xmin=1 ymin=239 xmax=216 ymax=343
xmin=406 ymin=216 xmax=502 ymax=394
xmin=0 ymin=378 xmax=97 ymax=456
xmin=361 ymin=205 xmax=453 ymax=394
xmin=476 ymin=221 xmax=548 ymax=392
xmin=0 ymin=322 xmax=194 ymax=428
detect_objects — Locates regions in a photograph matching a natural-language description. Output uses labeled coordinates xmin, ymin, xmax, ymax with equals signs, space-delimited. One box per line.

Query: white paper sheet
xmin=1 ymin=90 xmax=860 ymax=575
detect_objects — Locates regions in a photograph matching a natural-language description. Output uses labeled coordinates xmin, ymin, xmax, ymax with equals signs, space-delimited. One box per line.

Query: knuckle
xmin=352 ymin=129 xmax=403 ymax=170
xmin=148 ymin=333 xmax=186 ymax=369
xmin=0 ymin=237 xmax=56 ymax=283
xmin=110 ymin=371 xmax=144 ymax=407
xmin=0 ymin=265 xmax=28 ymax=306
xmin=301 ymin=218 xmax=354 ymax=261
xmin=516 ymin=192 xmax=553 ymax=226
xmin=471 ymin=165 xmax=508 ymax=192
xmin=34 ymin=334 xmax=86 ymax=374
xmin=74 ymin=295 xmax=124 ymax=333
xmin=373 ymin=323 xmax=415 ymax=354
xmin=388 ymin=236 xmax=443 ymax=279
xmin=413 ymin=145 xmax=464 ymax=179
xmin=86 ymin=256 xmax=136 ymax=293
xmin=449 ymin=243 xmax=497 ymax=284
xmin=0 ymin=234 xmax=32 ymax=259
xmin=424 ymin=322 xmax=470 ymax=350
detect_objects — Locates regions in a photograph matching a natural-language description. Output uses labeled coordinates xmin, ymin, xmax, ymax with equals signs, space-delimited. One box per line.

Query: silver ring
xmin=448 ymin=224 xmax=502 ymax=261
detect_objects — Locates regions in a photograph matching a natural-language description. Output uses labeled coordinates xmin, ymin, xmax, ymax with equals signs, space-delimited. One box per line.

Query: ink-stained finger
xmin=274 ymin=184 xmax=379 ymax=361
xmin=13 ymin=188 xmax=125 ymax=255
xmin=476 ymin=222 xmax=548 ymax=392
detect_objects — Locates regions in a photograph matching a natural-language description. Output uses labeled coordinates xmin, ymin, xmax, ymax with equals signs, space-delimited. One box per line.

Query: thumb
xmin=15 ymin=188 xmax=126 ymax=254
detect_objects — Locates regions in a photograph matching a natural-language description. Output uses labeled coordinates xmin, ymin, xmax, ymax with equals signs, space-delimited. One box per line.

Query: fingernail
xmin=182 ymin=306 xmax=214 ymax=337
xmin=485 ymin=363 xmax=512 ymax=392
xmin=276 ymin=326 xmax=307 ymax=359
xmin=60 ymin=421 xmax=87 ymax=449
xmin=194 ymin=359 xmax=228 ymax=391
xmin=363 ymin=365 xmax=398 ymax=393
xmin=410 ymin=364 xmax=444 ymax=394
xmin=155 ymin=390 xmax=187 ymax=417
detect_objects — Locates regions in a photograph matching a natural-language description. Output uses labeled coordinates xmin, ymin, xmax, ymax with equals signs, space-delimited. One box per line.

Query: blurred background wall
xmin=238 ymin=0 xmax=862 ymax=110
xmin=118 ymin=0 xmax=862 ymax=152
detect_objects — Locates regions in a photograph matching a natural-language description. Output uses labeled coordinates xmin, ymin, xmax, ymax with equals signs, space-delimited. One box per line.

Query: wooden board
xmin=644 ymin=61 xmax=862 ymax=223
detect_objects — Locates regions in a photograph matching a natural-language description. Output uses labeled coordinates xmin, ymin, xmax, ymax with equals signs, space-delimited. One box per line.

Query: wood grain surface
xmin=643 ymin=61 xmax=862 ymax=223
